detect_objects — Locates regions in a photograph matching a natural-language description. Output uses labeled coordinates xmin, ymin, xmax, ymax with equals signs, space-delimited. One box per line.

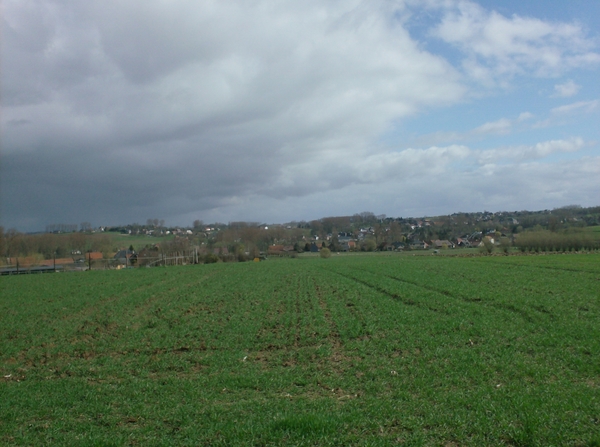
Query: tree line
xmin=514 ymin=230 xmax=599 ymax=253
xmin=0 ymin=228 xmax=115 ymax=262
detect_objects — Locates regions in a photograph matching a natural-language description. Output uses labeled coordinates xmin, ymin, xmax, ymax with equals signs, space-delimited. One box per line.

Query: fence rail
xmin=0 ymin=253 xmax=201 ymax=274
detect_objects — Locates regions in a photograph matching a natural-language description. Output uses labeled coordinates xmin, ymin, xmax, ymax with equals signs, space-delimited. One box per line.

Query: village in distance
xmin=1 ymin=205 xmax=599 ymax=273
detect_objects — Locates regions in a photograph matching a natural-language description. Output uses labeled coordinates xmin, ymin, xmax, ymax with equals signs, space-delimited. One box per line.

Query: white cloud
xmin=553 ymin=80 xmax=580 ymax=98
xmin=356 ymin=145 xmax=471 ymax=182
xmin=414 ymin=112 xmax=534 ymax=146
xmin=517 ymin=112 xmax=534 ymax=122
xmin=473 ymin=118 xmax=512 ymax=135
xmin=475 ymin=137 xmax=586 ymax=164
xmin=197 ymin=150 xmax=600 ymax=224
xmin=430 ymin=1 xmax=600 ymax=82
xmin=268 ymin=136 xmax=589 ymax=201
xmin=551 ymin=100 xmax=599 ymax=115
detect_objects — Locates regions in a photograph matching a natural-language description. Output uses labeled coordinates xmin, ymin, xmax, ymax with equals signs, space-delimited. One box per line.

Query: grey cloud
xmin=210 ymin=154 xmax=600 ymax=224
xmin=2 ymin=0 xmax=597 ymax=231
xmin=2 ymin=0 xmax=465 ymax=231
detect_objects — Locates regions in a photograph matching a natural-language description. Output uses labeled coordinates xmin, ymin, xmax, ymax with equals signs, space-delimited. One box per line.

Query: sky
xmin=2 ymin=0 xmax=599 ymax=231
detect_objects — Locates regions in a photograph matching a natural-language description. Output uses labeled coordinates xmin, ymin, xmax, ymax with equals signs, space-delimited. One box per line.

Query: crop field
xmin=1 ymin=254 xmax=599 ymax=446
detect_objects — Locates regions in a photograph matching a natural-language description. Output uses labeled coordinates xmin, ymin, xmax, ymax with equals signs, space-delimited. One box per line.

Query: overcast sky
xmin=2 ymin=0 xmax=599 ymax=231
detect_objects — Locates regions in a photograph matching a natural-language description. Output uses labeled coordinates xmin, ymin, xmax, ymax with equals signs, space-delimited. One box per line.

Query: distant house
xmin=410 ymin=241 xmax=429 ymax=250
xmin=268 ymin=245 xmax=285 ymax=255
xmin=479 ymin=236 xmax=495 ymax=246
xmin=114 ymin=249 xmax=136 ymax=264
xmin=468 ymin=231 xmax=483 ymax=242
xmin=432 ymin=240 xmax=454 ymax=249
xmin=390 ymin=241 xmax=404 ymax=251
xmin=456 ymin=238 xmax=470 ymax=247
xmin=88 ymin=252 xmax=104 ymax=260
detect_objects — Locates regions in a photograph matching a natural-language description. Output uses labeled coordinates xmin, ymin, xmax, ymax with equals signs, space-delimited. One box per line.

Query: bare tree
xmin=0 ymin=227 xmax=5 ymax=259
xmin=388 ymin=221 xmax=402 ymax=242
xmin=374 ymin=223 xmax=386 ymax=246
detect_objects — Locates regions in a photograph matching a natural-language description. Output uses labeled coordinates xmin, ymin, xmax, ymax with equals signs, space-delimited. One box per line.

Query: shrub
xmin=320 ymin=248 xmax=331 ymax=258
xmin=479 ymin=237 xmax=494 ymax=254
xmin=360 ymin=239 xmax=376 ymax=252
xmin=204 ymin=253 xmax=219 ymax=264
xmin=499 ymin=237 xmax=512 ymax=254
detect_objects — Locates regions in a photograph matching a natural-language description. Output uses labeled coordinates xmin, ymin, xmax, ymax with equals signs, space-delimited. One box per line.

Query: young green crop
xmin=1 ymin=254 xmax=599 ymax=446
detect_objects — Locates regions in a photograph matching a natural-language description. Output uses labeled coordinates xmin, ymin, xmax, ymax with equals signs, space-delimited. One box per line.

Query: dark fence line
xmin=0 ymin=252 xmax=202 ymax=274
xmin=0 ymin=265 xmax=65 ymax=276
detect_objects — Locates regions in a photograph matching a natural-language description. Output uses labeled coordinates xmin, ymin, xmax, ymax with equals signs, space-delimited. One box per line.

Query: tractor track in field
xmin=312 ymin=278 xmax=341 ymax=341
xmin=321 ymin=267 xmax=441 ymax=313
xmin=326 ymin=266 xmax=541 ymax=323
xmin=293 ymin=281 xmax=303 ymax=349
xmin=311 ymin=278 xmax=359 ymax=370
xmin=375 ymin=269 xmax=539 ymax=323
xmin=468 ymin=257 xmax=600 ymax=276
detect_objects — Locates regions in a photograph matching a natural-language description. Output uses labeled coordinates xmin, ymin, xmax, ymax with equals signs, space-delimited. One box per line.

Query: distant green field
xmin=1 ymin=254 xmax=599 ymax=446
xmin=110 ymin=233 xmax=175 ymax=250
xmin=585 ymin=226 xmax=600 ymax=234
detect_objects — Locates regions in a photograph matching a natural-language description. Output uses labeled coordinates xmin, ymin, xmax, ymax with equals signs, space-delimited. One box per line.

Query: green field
xmin=585 ymin=226 xmax=600 ymax=234
xmin=1 ymin=254 xmax=599 ymax=446
xmin=111 ymin=233 xmax=175 ymax=251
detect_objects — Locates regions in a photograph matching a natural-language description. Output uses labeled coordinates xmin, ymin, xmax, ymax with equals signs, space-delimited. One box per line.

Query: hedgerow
xmin=514 ymin=230 xmax=599 ymax=253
